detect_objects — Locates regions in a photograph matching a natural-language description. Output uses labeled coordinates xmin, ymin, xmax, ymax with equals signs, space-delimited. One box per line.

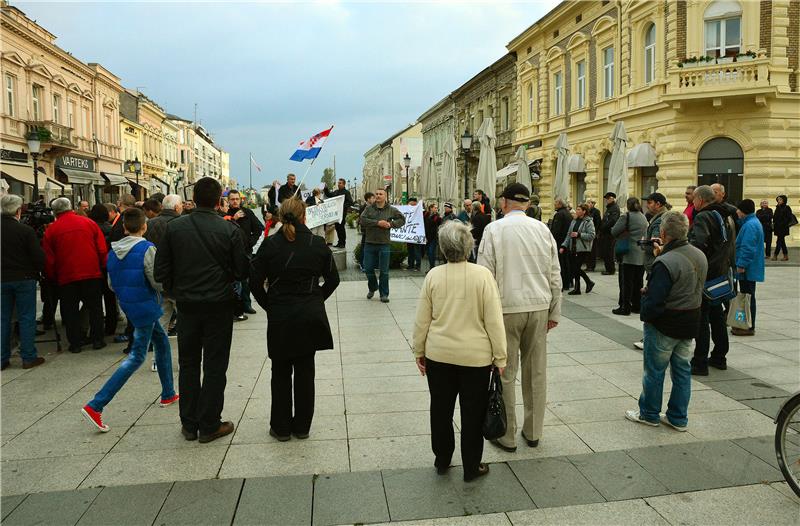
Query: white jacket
xmin=477 ymin=210 xmax=563 ymax=318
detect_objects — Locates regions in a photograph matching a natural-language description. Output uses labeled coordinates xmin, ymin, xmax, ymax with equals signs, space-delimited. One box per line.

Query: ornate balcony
xmin=663 ymin=57 xmax=774 ymax=108
xmin=25 ymin=121 xmax=76 ymax=156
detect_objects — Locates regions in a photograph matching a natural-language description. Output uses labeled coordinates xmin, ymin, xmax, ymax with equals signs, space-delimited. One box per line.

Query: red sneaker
xmin=81 ymin=405 xmax=109 ymax=432
xmin=159 ymin=394 xmax=180 ymax=407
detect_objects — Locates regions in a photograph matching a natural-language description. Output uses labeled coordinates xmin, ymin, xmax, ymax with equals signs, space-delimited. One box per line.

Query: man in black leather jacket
xmin=550 ymin=198 xmax=573 ymax=291
xmin=154 ymin=177 xmax=249 ymax=444
xmin=324 ymin=178 xmax=354 ymax=248
xmin=599 ymin=192 xmax=620 ymax=275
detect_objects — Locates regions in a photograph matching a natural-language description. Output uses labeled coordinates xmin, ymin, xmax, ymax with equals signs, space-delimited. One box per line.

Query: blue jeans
xmin=88 ymin=322 xmax=175 ymax=412
xmin=364 ymin=243 xmax=391 ymax=298
xmin=738 ymin=279 xmax=757 ymax=330
xmin=1 ymin=280 xmax=38 ymax=364
xmin=426 ymin=240 xmax=439 ymax=270
xmin=407 ymin=244 xmax=423 ymax=269
xmin=639 ymin=323 xmax=692 ymax=426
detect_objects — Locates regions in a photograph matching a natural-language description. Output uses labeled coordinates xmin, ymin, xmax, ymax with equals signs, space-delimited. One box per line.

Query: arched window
xmin=644 ymin=24 xmax=656 ymax=84
xmin=527 ymin=83 xmax=534 ymax=123
xmin=704 ymin=0 xmax=741 ymax=58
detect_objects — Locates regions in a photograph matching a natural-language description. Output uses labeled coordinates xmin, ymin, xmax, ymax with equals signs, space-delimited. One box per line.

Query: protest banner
xmin=306 ymin=195 xmax=344 ymax=229
xmin=390 ymin=201 xmax=427 ymax=244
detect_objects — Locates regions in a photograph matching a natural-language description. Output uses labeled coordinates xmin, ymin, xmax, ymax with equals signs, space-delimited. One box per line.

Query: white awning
xmin=496 ymin=163 xmax=519 ymax=179
xmin=567 ymin=154 xmax=585 ymax=173
xmin=56 ymin=167 xmax=104 ymax=185
xmin=627 ymin=143 xmax=657 ymax=168
xmin=101 ymin=172 xmax=128 ymax=185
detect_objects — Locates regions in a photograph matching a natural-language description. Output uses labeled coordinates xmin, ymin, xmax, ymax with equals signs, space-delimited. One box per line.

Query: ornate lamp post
xmin=403 ymin=153 xmax=411 ymax=204
xmin=175 ymin=168 xmax=185 ymax=193
xmin=133 ymin=157 xmax=142 ymax=200
xmin=460 ymin=130 xmax=473 ymax=199
xmin=25 ymin=130 xmax=41 ymax=201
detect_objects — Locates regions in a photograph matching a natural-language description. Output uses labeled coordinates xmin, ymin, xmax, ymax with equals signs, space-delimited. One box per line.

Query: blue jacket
xmin=108 ymin=238 xmax=163 ymax=328
xmin=735 ymin=213 xmax=765 ymax=282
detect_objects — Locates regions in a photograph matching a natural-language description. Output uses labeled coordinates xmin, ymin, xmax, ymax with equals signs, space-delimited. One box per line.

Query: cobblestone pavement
xmin=1 ymin=227 xmax=798 ymax=524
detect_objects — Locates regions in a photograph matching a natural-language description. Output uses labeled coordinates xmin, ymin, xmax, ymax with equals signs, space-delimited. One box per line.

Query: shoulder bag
xmin=482 ymin=367 xmax=507 ymax=440
xmin=701 ymin=211 xmax=736 ymax=305
xmin=614 ymin=214 xmax=631 ymax=257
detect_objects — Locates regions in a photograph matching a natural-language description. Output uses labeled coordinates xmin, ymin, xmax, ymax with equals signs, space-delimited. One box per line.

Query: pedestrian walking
xmin=550 ymin=198 xmax=573 ymax=291
xmin=688 ymin=185 xmax=735 ymax=375
xmin=772 ymin=195 xmax=794 ymax=261
xmin=81 ymin=208 xmax=178 ymax=432
xmin=43 ymin=197 xmax=108 ymax=353
xmin=1 ymin=195 xmax=46 ymax=370
xmin=423 ymin=203 xmax=442 ymax=270
xmin=625 ymin=211 xmax=707 ymax=431
xmin=154 ymin=177 xmax=249 ymax=443
xmin=585 ymin=199 xmax=601 ymax=271
xmin=250 ymin=197 xmax=340 ymax=441
xmin=478 ymin=183 xmax=562 ymax=452
xmin=356 ymin=192 xmax=375 ymax=270
xmin=732 ymin=199 xmax=764 ymax=336
xmin=324 ymin=178 xmax=354 ymax=248
xmin=599 ymin=192 xmax=620 ymax=275
xmin=611 ymin=197 xmax=648 ymax=315
xmin=559 ymin=203 xmax=595 ymax=295
xmin=756 ymin=200 xmax=773 ymax=258
xmin=359 ymin=189 xmax=405 ymax=303
xmin=413 ymin=221 xmax=507 ymax=482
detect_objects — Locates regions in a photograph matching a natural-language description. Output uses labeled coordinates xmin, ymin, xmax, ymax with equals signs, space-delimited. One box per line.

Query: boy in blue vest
xmin=81 ymin=207 xmax=178 ymax=432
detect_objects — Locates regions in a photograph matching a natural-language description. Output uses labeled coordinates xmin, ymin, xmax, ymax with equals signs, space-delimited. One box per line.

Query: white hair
xmin=660 ymin=210 xmax=689 ymax=240
xmin=162 ymin=194 xmax=183 ymax=210
xmin=438 ymin=220 xmax=473 ymax=263
xmin=1 ymin=194 xmax=23 ymax=216
xmin=51 ymin=197 xmax=72 ymax=214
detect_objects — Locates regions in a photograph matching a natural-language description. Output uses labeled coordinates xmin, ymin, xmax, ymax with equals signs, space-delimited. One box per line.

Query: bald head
xmin=710 ymin=183 xmax=726 ymax=204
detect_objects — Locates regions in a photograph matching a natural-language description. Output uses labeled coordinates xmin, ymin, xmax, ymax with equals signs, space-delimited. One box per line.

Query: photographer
xmin=2 ymin=195 xmax=46 ymax=370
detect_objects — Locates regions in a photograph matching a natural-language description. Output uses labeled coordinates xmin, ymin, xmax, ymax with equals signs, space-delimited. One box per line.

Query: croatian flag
xmin=290 ymin=126 xmax=333 ymax=162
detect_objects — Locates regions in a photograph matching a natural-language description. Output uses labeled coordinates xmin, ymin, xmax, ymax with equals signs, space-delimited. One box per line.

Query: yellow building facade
xmin=507 ymin=0 xmax=799 ymax=243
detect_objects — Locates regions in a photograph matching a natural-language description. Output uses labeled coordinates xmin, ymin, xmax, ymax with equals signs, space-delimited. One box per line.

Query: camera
xmin=636 ymin=238 xmax=660 ymax=248
xmin=20 ymin=201 xmax=55 ymax=238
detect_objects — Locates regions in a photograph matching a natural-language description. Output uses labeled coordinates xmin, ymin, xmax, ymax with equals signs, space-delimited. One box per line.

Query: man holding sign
xmin=405 ymin=197 xmax=424 ymax=271
xmin=360 ymin=189 xmax=405 ymax=303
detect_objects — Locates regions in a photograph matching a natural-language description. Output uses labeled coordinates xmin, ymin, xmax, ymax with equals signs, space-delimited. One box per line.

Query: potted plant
xmin=736 ymin=50 xmax=757 ymax=62
xmin=36 ymin=126 xmax=52 ymax=143
xmin=716 ymin=55 xmax=734 ymax=65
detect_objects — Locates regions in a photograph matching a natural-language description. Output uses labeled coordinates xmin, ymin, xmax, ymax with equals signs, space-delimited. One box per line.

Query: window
xmin=554 ymin=72 xmax=563 ymax=115
xmin=31 ymin=85 xmax=42 ymax=120
xmin=5 ymin=74 xmax=14 ymax=117
xmin=603 ymin=47 xmax=614 ymax=99
xmin=644 ymin=24 xmax=656 ymax=84
xmin=68 ymin=101 xmax=75 ymax=127
xmin=527 ymin=83 xmax=534 ymax=122
xmin=576 ymin=61 xmax=586 ymax=109
xmin=704 ymin=1 xmax=742 ymax=58
xmin=104 ymin=115 xmax=112 ymax=142
xmin=82 ymin=107 xmax=90 ymax=137
xmin=52 ymin=94 xmax=61 ymax=124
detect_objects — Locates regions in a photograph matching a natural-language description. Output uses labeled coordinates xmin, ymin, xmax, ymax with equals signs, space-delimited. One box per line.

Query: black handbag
xmin=482 ymin=367 xmax=507 ymax=440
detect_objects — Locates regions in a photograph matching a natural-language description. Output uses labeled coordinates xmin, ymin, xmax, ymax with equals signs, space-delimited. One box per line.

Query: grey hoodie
xmin=108 ymin=236 xmax=162 ymax=293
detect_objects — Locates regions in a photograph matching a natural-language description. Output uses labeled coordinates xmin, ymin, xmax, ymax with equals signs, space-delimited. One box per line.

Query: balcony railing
xmin=25 ymin=121 xmax=76 ymax=149
xmin=667 ymin=57 xmax=770 ymax=96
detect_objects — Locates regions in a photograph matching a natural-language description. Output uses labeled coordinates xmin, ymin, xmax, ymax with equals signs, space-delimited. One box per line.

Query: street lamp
xmin=176 ymin=168 xmax=185 ymax=193
xmin=26 ymin=129 xmax=41 ymax=201
xmin=460 ymin=130 xmax=473 ymax=199
xmin=403 ymin=153 xmax=411 ymax=204
xmin=133 ymin=157 xmax=142 ymax=200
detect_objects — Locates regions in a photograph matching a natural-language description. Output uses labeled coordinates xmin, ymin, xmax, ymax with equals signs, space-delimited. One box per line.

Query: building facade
xmin=507 ymin=0 xmax=799 ymax=245
xmin=418 ymin=96 xmax=456 ymax=201
xmin=162 ymin=118 xmax=179 ymax=193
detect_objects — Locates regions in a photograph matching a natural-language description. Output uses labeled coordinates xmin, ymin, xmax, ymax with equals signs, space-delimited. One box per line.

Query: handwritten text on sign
xmin=306 ymin=195 xmax=345 ymax=230
xmin=390 ymin=201 xmax=427 ymax=245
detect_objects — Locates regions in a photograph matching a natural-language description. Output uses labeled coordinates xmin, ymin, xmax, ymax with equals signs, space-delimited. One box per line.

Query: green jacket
xmin=359 ymin=203 xmax=406 ymax=244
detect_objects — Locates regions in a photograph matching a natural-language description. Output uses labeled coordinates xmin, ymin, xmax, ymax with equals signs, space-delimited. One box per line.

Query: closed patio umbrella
xmin=421 ymin=148 xmax=436 ymax=200
xmin=515 ymin=145 xmax=532 ymax=192
xmin=441 ymin=136 xmax=457 ymax=205
xmin=475 ymin=118 xmax=497 ymax=207
xmin=553 ymin=132 xmax=570 ymax=203
xmin=607 ymin=121 xmax=629 ymax=202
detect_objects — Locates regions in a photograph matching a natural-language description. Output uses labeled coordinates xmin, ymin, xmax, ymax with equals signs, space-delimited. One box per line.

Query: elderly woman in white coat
xmin=611 ymin=197 xmax=649 ymax=315
xmin=559 ymin=203 xmax=596 ymax=295
xmin=413 ymin=221 xmax=507 ymax=483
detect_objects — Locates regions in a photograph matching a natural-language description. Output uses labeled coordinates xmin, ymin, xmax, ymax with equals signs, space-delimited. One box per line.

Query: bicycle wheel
xmin=775 ymin=391 xmax=800 ymax=497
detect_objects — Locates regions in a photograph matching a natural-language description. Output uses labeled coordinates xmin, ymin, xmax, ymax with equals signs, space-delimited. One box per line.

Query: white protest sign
xmin=390 ymin=201 xmax=427 ymax=245
xmin=300 ymin=183 xmax=326 ymax=203
xmin=306 ymin=195 xmax=344 ymax=229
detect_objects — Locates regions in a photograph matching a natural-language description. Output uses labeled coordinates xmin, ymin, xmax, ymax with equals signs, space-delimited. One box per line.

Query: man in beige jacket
xmin=478 ymin=183 xmax=563 ymax=451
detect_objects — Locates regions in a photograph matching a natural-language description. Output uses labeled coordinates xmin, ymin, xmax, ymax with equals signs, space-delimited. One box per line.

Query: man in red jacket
xmin=43 ymin=198 xmax=108 ymax=353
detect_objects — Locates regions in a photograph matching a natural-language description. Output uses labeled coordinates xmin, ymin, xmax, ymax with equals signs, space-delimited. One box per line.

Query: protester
xmin=413 ymin=221 xmax=506 ymax=482
xmin=89 ymin=204 xmax=112 ymax=239
xmin=525 ymin=194 xmax=542 ymax=221
xmin=183 ymin=200 xmax=196 ymax=214
xmin=611 ymin=197 xmax=648 ymax=315
xmin=228 ymin=189 xmax=263 ymax=315
xmin=43 ymin=197 xmax=108 ymax=353
xmin=479 ymin=183 xmax=562 ymax=452
xmin=688 ymin=185 xmax=734 ymax=375
xmin=469 ymin=201 xmax=490 ymax=262
xmin=732 ymin=199 xmax=764 ymax=336
xmin=305 ymin=188 xmax=326 ymax=238
xmin=405 ymin=197 xmax=423 ymax=271
xmin=683 ymin=185 xmax=696 ymax=226
xmin=458 ymin=199 xmax=472 ymax=223
xmin=81 ymin=207 xmax=178 ymax=432
xmin=626 ymin=211 xmax=707 ymax=430
xmin=559 ymin=203 xmax=595 ymax=295
xmin=756 ymin=200 xmax=773 ymax=258
xmin=356 ymin=192 xmax=375 ymax=270
xmin=250 ymin=197 xmax=340 ymax=441
xmin=550 ymin=198 xmax=573 ymax=291
xmin=359 ymin=189 xmax=405 ymax=302
xmin=473 ymin=190 xmax=490 ymax=214
xmin=278 ymin=174 xmax=299 ymax=203
xmin=772 ymin=195 xmax=793 ymax=261
xmin=1 ymin=195 xmax=46 ymax=370
xmin=423 ymin=203 xmax=442 ymax=271
xmin=599 ymin=192 xmax=620 ymax=275
xmin=585 ymin=199 xmax=601 ymax=271
xmin=154 ymin=177 xmax=249 ymax=443
xmin=324 ymin=178 xmax=354 ymax=248
xmin=143 ymin=199 xmax=162 ymax=219
xmin=442 ymin=202 xmax=457 ymax=222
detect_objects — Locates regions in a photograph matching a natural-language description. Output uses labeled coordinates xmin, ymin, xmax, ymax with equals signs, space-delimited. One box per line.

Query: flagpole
xmin=249 ymin=152 xmax=252 ymax=191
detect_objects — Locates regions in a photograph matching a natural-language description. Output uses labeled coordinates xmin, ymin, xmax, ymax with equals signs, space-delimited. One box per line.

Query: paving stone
xmin=703 ymin=378 xmax=789 ymax=401
xmin=155 ymin=478 xmax=243 ymax=526
xmin=382 ymin=463 xmax=533 ymax=521
xmin=731 ymin=435 xmax=781 ymax=469
xmin=508 ymin=457 xmax=604 ymax=508
xmin=233 ymin=475 xmax=312 ymax=526
xmin=77 ymin=482 xmax=172 ymax=526
xmin=347 ymin=411 xmax=429 ymax=438
xmin=350 ymin=435 xmax=454 ymax=472
xmin=313 ymin=471 xmax=389 ymax=526
xmin=2 ymin=454 xmax=104 ymax=496
xmin=373 ymin=513 xmax=512 ymax=525
xmin=569 ymin=318 xmax=643 ymax=347
xmin=567 ymin=450 xmax=669 ymax=501
xmin=1 ymin=494 xmax=27 ymax=520
xmin=688 ymin=408 xmax=776 ymax=440
xmin=3 ymin=487 xmax=101 ymax=526
xmin=507 ymin=498 xmax=669 ymax=525
xmin=220 ymin=440 xmax=350 ymax=478
xmin=625 ymin=444 xmax=731 ymax=493
xmin=702 ymin=366 xmax=754 ymax=382
xmin=679 ymin=440 xmax=783 ymax=485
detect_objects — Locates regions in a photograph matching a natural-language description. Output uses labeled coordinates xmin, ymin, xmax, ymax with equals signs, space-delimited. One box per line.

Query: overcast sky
xmin=19 ymin=0 xmax=559 ymax=189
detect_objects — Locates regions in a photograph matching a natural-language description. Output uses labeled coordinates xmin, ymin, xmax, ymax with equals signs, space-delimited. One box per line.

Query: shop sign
xmin=0 ymin=149 xmax=29 ymax=164
xmin=56 ymin=155 xmax=95 ymax=172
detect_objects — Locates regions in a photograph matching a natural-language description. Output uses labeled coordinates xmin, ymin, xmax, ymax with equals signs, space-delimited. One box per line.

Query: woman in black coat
xmin=756 ymin=199 xmax=773 ymax=258
xmin=250 ymin=197 xmax=340 ymax=441
xmin=772 ymin=195 xmax=794 ymax=261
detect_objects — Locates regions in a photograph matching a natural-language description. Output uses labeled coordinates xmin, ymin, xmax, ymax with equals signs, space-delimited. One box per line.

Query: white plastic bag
xmin=726 ymin=292 xmax=752 ymax=330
